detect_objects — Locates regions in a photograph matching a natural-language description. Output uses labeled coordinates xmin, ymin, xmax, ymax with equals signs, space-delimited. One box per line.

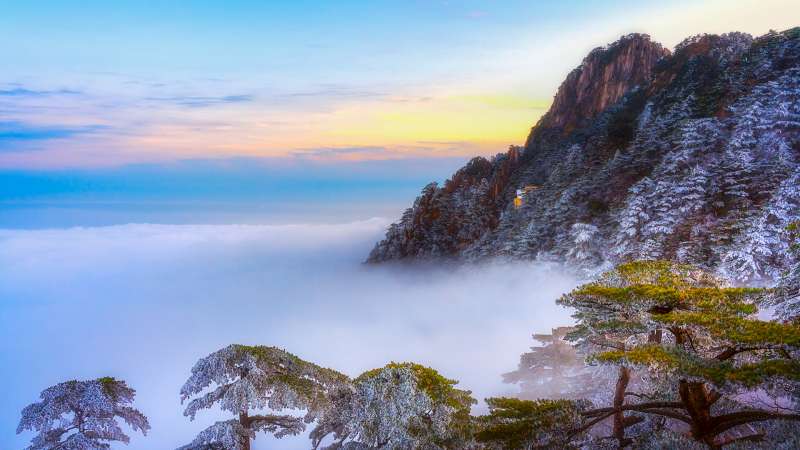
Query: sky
xmin=1 ymin=0 xmax=797 ymax=170
xmin=0 ymin=0 xmax=798 ymax=226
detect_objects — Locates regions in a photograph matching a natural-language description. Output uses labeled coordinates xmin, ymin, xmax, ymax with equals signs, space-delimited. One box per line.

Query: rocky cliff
xmin=368 ymin=29 xmax=800 ymax=283
xmin=536 ymin=34 xmax=669 ymax=134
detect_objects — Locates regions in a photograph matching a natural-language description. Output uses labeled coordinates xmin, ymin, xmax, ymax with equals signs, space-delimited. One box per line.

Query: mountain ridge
xmin=534 ymin=33 xmax=669 ymax=134
xmin=368 ymin=27 xmax=800 ymax=283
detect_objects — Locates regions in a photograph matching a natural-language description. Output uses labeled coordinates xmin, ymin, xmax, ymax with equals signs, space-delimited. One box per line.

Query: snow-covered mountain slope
xmin=368 ymin=29 xmax=800 ymax=283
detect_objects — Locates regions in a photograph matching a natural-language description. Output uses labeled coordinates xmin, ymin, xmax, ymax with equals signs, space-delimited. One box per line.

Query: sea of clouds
xmin=0 ymin=218 xmax=577 ymax=449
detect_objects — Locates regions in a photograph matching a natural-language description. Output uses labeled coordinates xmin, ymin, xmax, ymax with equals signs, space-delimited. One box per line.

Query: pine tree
xmin=178 ymin=345 xmax=347 ymax=450
xmin=17 ymin=377 xmax=149 ymax=450
xmin=770 ymin=221 xmax=800 ymax=321
xmin=565 ymin=223 xmax=605 ymax=271
xmin=503 ymin=327 xmax=595 ymax=401
xmin=718 ymin=67 xmax=800 ymax=282
xmin=479 ymin=261 xmax=800 ymax=449
xmin=562 ymin=261 xmax=800 ymax=447
xmin=475 ymin=397 xmax=588 ymax=449
xmin=311 ymin=363 xmax=475 ymax=450
xmin=721 ymin=172 xmax=800 ymax=283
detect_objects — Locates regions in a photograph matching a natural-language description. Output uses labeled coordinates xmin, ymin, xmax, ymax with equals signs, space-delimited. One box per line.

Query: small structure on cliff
xmin=514 ymin=185 xmax=541 ymax=208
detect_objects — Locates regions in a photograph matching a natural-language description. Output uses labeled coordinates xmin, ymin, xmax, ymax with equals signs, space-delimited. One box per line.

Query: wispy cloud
xmin=291 ymin=146 xmax=392 ymax=160
xmin=0 ymin=121 xmax=106 ymax=150
xmin=0 ymin=87 xmax=82 ymax=97
xmin=279 ymin=84 xmax=387 ymax=100
xmin=145 ymin=94 xmax=254 ymax=108
xmin=415 ymin=140 xmax=472 ymax=146
xmin=450 ymin=94 xmax=551 ymax=110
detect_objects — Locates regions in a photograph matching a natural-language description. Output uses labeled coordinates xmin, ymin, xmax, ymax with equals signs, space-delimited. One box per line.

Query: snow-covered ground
xmin=0 ymin=219 xmax=577 ymax=449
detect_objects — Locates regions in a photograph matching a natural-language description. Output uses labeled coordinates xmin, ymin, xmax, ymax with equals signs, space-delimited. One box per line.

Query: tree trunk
xmin=673 ymin=328 xmax=717 ymax=447
xmin=240 ymin=412 xmax=252 ymax=450
xmin=613 ymin=366 xmax=632 ymax=448
xmin=678 ymin=380 xmax=719 ymax=449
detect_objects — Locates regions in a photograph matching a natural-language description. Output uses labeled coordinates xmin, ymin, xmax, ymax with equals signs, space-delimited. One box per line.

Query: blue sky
xmin=0 ymin=157 xmax=470 ymax=227
xmin=2 ymin=1 xmax=656 ymax=78
xmin=1 ymin=0 xmax=797 ymax=225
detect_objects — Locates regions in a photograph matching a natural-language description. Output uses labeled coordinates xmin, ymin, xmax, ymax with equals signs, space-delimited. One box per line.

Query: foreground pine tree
xmin=480 ymin=261 xmax=800 ymax=449
xmin=177 ymin=344 xmax=348 ymax=450
xmin=311 ymin=362 xmax=475 ymax=449
xmin=17 ymin=377 xmax=149 ymax=449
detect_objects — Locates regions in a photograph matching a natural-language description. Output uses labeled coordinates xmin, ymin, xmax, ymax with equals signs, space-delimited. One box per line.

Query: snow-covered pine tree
xmin=719 ymin=68 xmax=800 ymax=282
xmin=721 ymin=173 xmax=800 ymax=283
xmin=17 ymin=377 xmax=150 ymax=450
xmin=625 ymin=118 xmax=721 ymax=260
xmin=178 ymin=344 xmax=348 ymax=450
xmin=771 ymin=221 xmax=800 ymax=321
xmin=503 ymin=327 xmax=595 ymax=401
xmin=311 ymin=363 xmax=475 ymax=450
xmin=614 ymin=176 xmax=653 ymax=259
xmin=565 ymin=223 xmax=605 ymax=272
xmin=454 ymin=178 xmax=493 ymax=246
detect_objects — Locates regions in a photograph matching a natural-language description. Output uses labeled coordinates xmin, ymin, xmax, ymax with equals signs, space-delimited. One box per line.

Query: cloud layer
xmin=0 ymin=219 xmax=577 ymax=449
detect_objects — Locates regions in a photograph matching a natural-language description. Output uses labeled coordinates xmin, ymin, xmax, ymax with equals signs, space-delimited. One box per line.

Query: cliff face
xmin=368 ymin=29 xmax=800 ymax=283
xmin=537 ymin=34 xmax=669 ymax=134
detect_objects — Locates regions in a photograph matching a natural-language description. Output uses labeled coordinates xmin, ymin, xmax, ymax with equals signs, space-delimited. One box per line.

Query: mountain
xmin=368 ymin=28 xmax=800 ymax=283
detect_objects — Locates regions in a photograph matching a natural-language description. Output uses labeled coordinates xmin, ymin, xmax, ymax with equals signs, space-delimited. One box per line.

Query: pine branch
xmin=714 ymin=345 xmax=788 ymax=360
xmin=709 ymin=410 xmax=800 ymax=436
xmin=583 ymin=401 xmax=685 ymax=417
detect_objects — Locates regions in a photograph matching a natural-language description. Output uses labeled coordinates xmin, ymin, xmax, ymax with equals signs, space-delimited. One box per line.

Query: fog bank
xmin=0 ymin=219 xmax=577 ymax=449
